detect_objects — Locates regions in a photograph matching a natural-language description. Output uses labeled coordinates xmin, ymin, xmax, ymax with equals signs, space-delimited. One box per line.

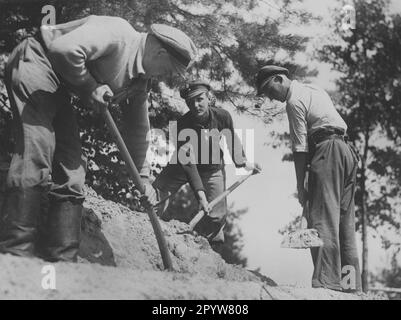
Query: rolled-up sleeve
xmin=286 ymin=101 xmax=308 ymax=153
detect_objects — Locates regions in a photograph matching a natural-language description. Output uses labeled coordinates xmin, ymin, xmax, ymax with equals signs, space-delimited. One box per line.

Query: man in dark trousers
xmin=255 ymin=65 xmax=361 ymax=292
xmin=153 ymin=80 xmax=260 ymax=252
xmin=0 ymin=15 xmax=196 ymax=262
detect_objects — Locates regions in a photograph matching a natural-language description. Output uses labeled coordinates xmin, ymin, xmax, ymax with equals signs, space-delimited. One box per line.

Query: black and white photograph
xmin=0 ymin=0 xmax=400 ymax=303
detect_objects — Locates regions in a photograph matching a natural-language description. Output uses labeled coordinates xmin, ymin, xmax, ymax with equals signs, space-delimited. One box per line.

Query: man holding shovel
xmin=0 ymin=15 xmax=196 ymax=263
xmin=153 ymin=80 xmax=261 ymax=253
xmin=255 ymin=65 xmax=361 ymax=292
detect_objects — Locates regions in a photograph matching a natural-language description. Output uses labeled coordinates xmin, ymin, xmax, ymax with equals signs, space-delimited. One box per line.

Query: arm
xmin=120 ymin=84 xmax=161 ymax=206
xmin=294 ymin=152 xmax=308 ymax=206
xmin=121 ymin=83 xmax=151 ymax=179
xmin=223 ymin=112 xmax=261 ymax=172
xmin=286 ymin=101 xmax=309 ymax=205
xmin=223 ymin=112 xmax=247 ymax=168
xmin=176 ymin=142 xmax=209 ymax=212
xmin=177 ymin=142 xmax=206 ymax=196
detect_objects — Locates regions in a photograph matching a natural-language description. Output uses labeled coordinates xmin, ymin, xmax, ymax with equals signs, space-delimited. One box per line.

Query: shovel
xmin=280 ymin=200 xmax=323 ymax=249
xmin=281 ymin=167 xmax=323 ymax=249
xmin=188 ymin=169 xmax=258 ymax=231
xmin=102 ymin=93 xmax=173 ymax=271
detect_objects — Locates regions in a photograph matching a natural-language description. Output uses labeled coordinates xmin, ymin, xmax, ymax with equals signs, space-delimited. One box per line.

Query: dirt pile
xmin=0 ymin=187 xmax=375 ymax=300
xmin=78 ymin=188 xmax=272 ymax=284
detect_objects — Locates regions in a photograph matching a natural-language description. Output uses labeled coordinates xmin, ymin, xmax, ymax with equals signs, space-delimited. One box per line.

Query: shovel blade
xmin=281 ymin=228 xmax=323 ymax=249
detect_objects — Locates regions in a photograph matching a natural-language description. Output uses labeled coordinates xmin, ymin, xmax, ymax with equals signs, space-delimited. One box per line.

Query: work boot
xmin=41 ymin=200 xmax=83 ymax=262
xmin=0 ymin=187 xmax=43 ymax=257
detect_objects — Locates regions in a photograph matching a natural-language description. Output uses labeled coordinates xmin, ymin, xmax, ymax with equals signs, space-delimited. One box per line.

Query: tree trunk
xmin=360 ymin=129 xmax=370 ymax=292
xmin=360 ymin=182 xmax=369 ymax=292
xmin=360 ymin=38 xmax=370 ymax=293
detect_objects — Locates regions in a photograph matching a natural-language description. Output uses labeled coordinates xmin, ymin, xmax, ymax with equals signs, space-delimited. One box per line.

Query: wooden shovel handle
xmin=102 ymin=93 xmax=173 ymax=271
xmin=189 ymin=171 xmax=256 ymax=230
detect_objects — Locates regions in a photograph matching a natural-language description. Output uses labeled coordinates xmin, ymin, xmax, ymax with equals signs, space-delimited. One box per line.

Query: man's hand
xmin=244 ymin=161 xmax=262 ymax=174
xmin=140 ymin=180 xmax=158 ymax=208
xmin=197 ymin=190 xmax=210 ymax=214
xmin=300 ymin=216 xmax=308 ymax=229
xmin=88 ymin=84 xmax=113 ymax=113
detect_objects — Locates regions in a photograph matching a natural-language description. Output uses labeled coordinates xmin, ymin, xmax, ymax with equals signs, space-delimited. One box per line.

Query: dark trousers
xmin=4 ymin=37 xmax=86 ymax=201
xmin=153 ymin=164 xmax=227 ymax=243
xmin=308 ymin=136 xmax=362 ymax=291
xmin=0 ymin=37 xmax=85 ymax=259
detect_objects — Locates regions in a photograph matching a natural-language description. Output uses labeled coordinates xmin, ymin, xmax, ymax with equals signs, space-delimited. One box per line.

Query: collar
xmin=128 ymin=32 xmax=147 ymax=79
xmin=285 ymin=80 xmax=297 ymax=103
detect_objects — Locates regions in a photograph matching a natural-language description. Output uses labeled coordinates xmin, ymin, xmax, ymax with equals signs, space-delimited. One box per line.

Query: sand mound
xmin=0 ymin=187 xmax=374 ymax=300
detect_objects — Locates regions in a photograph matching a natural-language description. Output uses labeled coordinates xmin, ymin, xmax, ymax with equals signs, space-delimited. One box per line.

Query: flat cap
xmin=180 ymin=80 xmax=211 ymax=100
xmin=255 ymin=65 xmax=289 ymax=96
xmin=150 ymin=24 xmax=197 ymax=69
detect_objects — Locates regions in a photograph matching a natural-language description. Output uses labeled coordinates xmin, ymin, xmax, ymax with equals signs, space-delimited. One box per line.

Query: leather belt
xmin=307 ymin=128 xmax=360 ymax=168
xmin=308 ymin=128 xmax=346 ymax=146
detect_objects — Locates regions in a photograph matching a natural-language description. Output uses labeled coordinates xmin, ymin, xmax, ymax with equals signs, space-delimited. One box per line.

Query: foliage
xmin=318 ymin=0 xmax=401 ymax=290
xmin=219 ymin=205 xmax=248 ymax=266
xmin=371 ymin=250 xmax=401 ymax=300
xmin=0 ymin=0 xmax=313 ymax=265
xmin=318 ymin=0 xmax=401 ymax=230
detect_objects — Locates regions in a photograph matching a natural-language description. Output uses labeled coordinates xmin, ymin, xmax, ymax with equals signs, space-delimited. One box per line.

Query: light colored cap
xmin=150 ymin=24 xmax=197 ymax=69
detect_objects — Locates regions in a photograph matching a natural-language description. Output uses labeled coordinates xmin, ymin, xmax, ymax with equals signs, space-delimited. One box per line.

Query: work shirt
xmin=173 ymin=106 xmax=247 ymax=192
xmin=40 ymin=15 xmax=151 ymax=177
xmin=285 ymin=80 xmax=347 ymax=153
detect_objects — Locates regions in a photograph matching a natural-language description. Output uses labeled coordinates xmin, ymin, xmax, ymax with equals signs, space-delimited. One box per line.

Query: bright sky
xmin=224 ymin=109 xmax=394 ymax=286
xmin=224 ymin=112 xmax=315 ymax=286
xmin=221 ymin=0 xmax=401 ymax=286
